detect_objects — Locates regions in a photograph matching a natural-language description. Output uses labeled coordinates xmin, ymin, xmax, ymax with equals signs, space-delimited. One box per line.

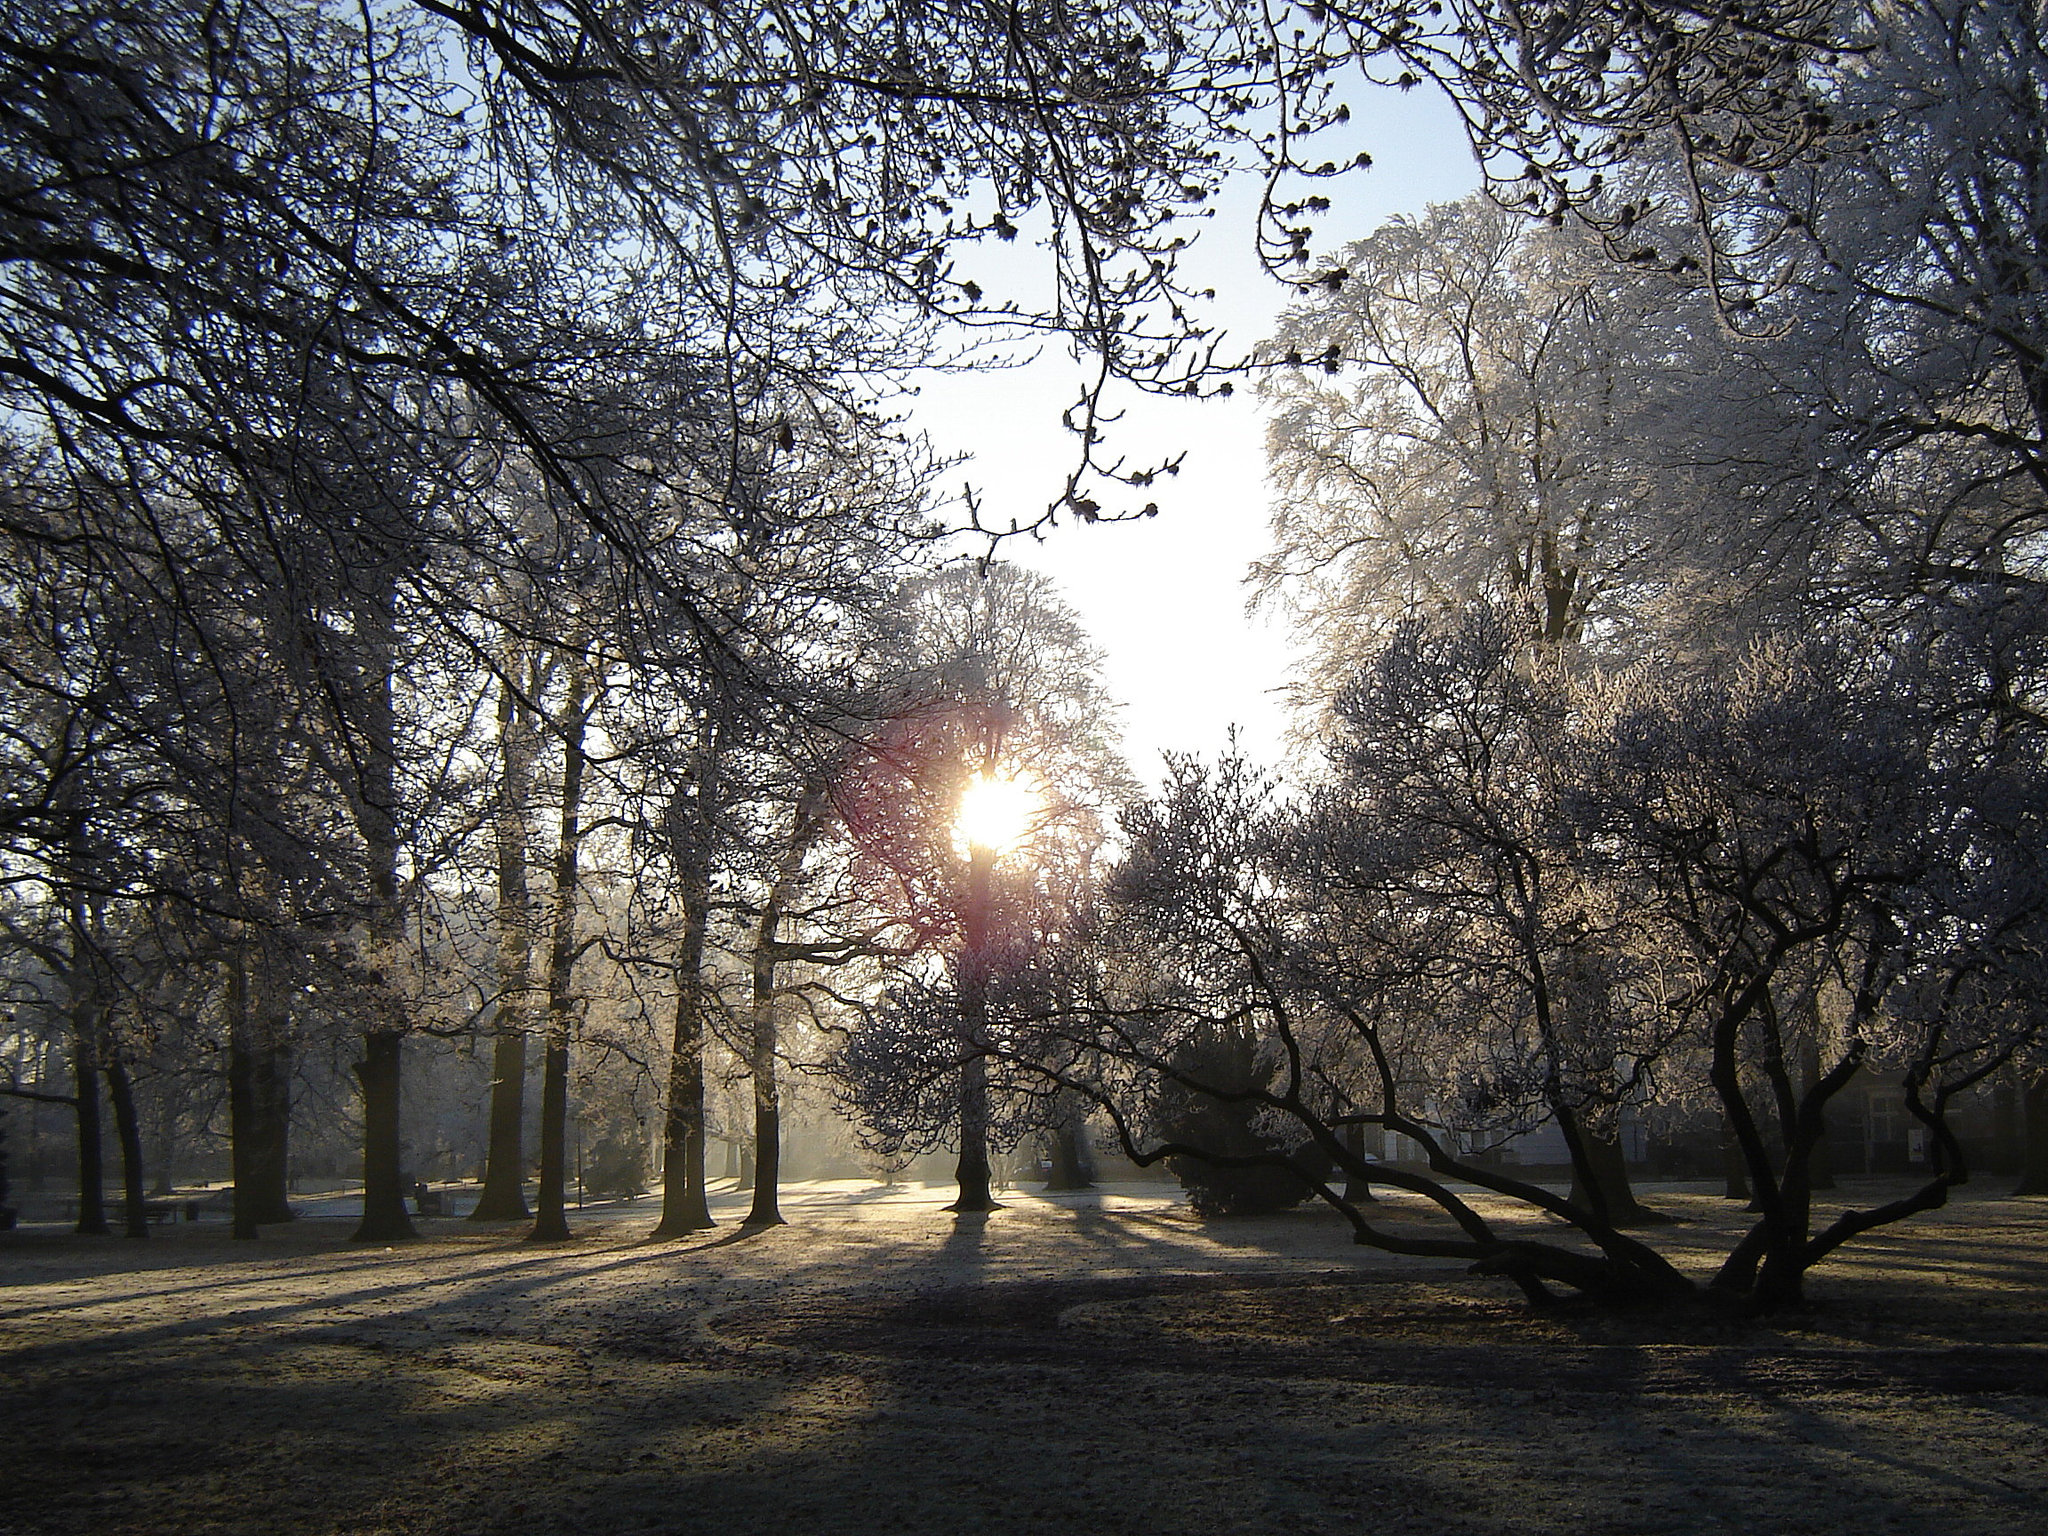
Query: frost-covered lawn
xmin=3 ymin=1180 xmax=2043 ymax=1534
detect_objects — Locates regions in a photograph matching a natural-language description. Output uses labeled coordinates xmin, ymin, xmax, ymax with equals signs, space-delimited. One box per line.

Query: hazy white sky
xmin=913 ymin=83 xmax=1480 ymax=787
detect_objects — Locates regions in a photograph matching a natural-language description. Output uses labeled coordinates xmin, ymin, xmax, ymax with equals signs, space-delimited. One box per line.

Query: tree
xmin=836 ymin=563 xmax=1128 ymax=1211
xmin=1259 ymin=203 xmax=1715 ymax=1216
xmin=468 ymin=646 xmax=545 ymax=1223
xmin=997 ymin=613 xmax=2048 ymax=1313
xmin=1259 ymin=195 xmax=1717 ymax=705
xmin=530 ymin=655 xmax=595 ymax=1243
xmin=1576 ymin=629 xmax=2048 ymax=1307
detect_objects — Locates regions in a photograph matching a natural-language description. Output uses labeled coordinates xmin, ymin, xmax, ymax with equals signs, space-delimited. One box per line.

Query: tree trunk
xmin=149 ymin=1083 xmax=177 ymax=1198
xmin=0 ymin=1105 xmax=14 ymax=1228
xmin=105 ymin=1060 xmax=148 ymax=1239
xmin=349 ymin=571 xmax=414 ymax=1244
xmin=742 ymin=995 xmax=784 ymax=1228
xmin=1045 ymin=1103 xmax=1095 ymax=1191
xmin=471 ymin=1033 xmax=531 ymax=1220
xmin=655 ymin=979 xmax=716 ymax=1234
xmin=947 ymin=846 xmax=1001 ymax=1214
xmin=1564 ymin=1109 xmax=1666 ymax=1225
xmin=474 ymin=660 xmax=539 ymax=1222
xmin=531 ymin=660 xmax=589 ymax=1244
xmin=352 ymin=1032 xmax=415 ymax=1241
xmin=531 ymin=1031 xmax=572 ymax=1241
xmin=229 ymin=941 xmax=294 ymax=1236
xmin=1721 ymin=1110 xmax=1752 ymax=1201
xmin=72 ymin=1020 xmax=108 ymax=1236
xmin=1991 ymin=1071 xmax=2022 ymax=1178
xmin=1793 ymin=1025 xmax=1835 ymax=1191
xmin=2015 ymin=1069 xmax=2048 ymax=1197
xmin=743 ymin=793 xmax=823 ymax=1229
xmin=1339 ymin=1119 xmax=1376 ymax=1204
xmin=950 ymin=1050 xmax=999 ymax=1212
xmin=653 ymin=718 xmax=721 ymax=1239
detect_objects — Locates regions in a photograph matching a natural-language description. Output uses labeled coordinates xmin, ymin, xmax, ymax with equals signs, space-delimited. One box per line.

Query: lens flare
xmin=955 ymin=770 xmax=1041 ymax=855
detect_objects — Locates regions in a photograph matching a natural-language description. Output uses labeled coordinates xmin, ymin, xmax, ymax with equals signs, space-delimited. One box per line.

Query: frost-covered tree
xmin=1259 ymin=196 xmax=1720 ymax=706
xmin=996 ymin=613 xmax=2048 ymax=1313
xmin=836 ymin=564 xmax=1129 ymax=1212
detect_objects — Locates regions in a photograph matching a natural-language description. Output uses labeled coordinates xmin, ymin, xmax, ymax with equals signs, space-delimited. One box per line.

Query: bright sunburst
xmin=954 ymin=770 xmax=1041 ymax=855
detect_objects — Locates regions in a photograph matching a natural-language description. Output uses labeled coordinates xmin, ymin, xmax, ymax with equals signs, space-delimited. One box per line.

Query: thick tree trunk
xmin=2014 ymin=1069 xmax=2048 ymax=1197
xmin=470 ymin=1032 xmax=530 ymax=1220
xmin=947 ymin=846 xmax=1001 ymax=1214
xmin=530 ymin=662 xmax=589 ymax=1244
xmin=743 ymin=1007 xmax=784 ymax=1226
xmin=950 ymin=1051 xmax=999 ymax=1212
xmin=349 ymin=573 xmax=414 ymax=1244
xmin=228 ymin=944 xmax=294 ymax=1236
xmin=1339 ymin=1119 xmax=1376 ymax=1204
xmin=531 ymin=1031 xmax=572 ymax=1241
xmin=0 ymin=1105 xmax=13 ymax=1227
xmin=654 ymin=719 xmax=721 ymax=1239
xmin=247 ymin=1042 xmax=293 ymax=1222
xmin=1565 ymin=1109 xmax=1666 ymax=1225
xmin=1045 ymin=1104 xmax=1095 ymax=1191
xmin=1793 ymin=1027 xmax=1835 ymax=1191
xmin=352 ymin=1032 xmax=416 ymax=1241
xmin=655 ymin=984 xmax=716 ymax=1234
xmin=474 ymin=661 xmax=539 ymax=1222
xmin=105 ymin=1060 xmax=148 ymax=1239
xmin=72 ymin=1022 xmax=108 ymax=1236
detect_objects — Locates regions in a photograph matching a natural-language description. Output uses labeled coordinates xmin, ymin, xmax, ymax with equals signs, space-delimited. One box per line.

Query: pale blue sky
xmin=913 ymin=81 xmax=1480 ymax=785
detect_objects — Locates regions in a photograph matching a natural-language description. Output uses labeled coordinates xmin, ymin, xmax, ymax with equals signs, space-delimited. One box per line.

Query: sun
xmin=954 ymin=770 xmax=1042 ymax=855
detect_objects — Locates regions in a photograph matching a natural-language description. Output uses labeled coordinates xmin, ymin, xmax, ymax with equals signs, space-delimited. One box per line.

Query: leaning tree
xmin=998 ymin=611 xmax=2048 ymax=1313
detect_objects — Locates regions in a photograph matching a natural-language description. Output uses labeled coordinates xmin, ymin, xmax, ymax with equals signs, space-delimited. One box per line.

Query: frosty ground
xmin=2 ymin=1179 xmax=2043 ymax=1535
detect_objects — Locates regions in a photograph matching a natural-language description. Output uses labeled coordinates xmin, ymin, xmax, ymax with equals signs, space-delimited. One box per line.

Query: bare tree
xmin=1000 ymin=614 xmax=2048 ymax=1314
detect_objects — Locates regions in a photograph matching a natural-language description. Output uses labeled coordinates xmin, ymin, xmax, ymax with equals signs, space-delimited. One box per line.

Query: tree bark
xmin=654 ymin=973 xmax=716 ymax=1234
xmin=72 ymin=1015 xmax=108 ymax=1236
xmin=1721 ymin=1109 xmax=1752 ymax=1201
xmin=742 ymin=970 xmax=784 ymax=1226
xmin=148 ymin=1089 xmax=176 ymax=1198
xmin=352 ymin=1031 xmax=415 ymax=1241
xmin=0 ymin=1105 xmax=14 ymax=1227
xmin=349 ymin=569 xmax=414 ymax=1244
xmin=947 ymin=846 xmax=1001 ymax=1214
xmin=1793 ymin=1022 xmax=1835 ymax=1191
xmin=229 ymin=939 xmax=294 ymax=1236
xmin=471 ymin=1033 xmax=531 ymax=1221
xmin=105 ymin=1060 xmax=148 ymax=1239
xmin=531 ymin=661 xmax=589 ymax=1244
xmin=1564 ymin=1108 xmax=1666 ymax=1225
xmin=950 ymin=1050 xmax=998 ymax=1212
xmin=531 ymin=1030 xmax=572 ymax=1240
xmin=743 ymin=791 xmax=823 ymax=1229
xmin=474 ymin=660 xmax=538 ymax=1222
xmin=653 ymin=713 xmax=722 ymax=1239
xmin=1045 ymin=1103 xmax=1096 ymax=1191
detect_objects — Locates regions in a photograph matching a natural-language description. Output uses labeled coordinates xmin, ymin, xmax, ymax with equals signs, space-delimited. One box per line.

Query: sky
xmin=912 ymin=83 xmax=1481 ymax=789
